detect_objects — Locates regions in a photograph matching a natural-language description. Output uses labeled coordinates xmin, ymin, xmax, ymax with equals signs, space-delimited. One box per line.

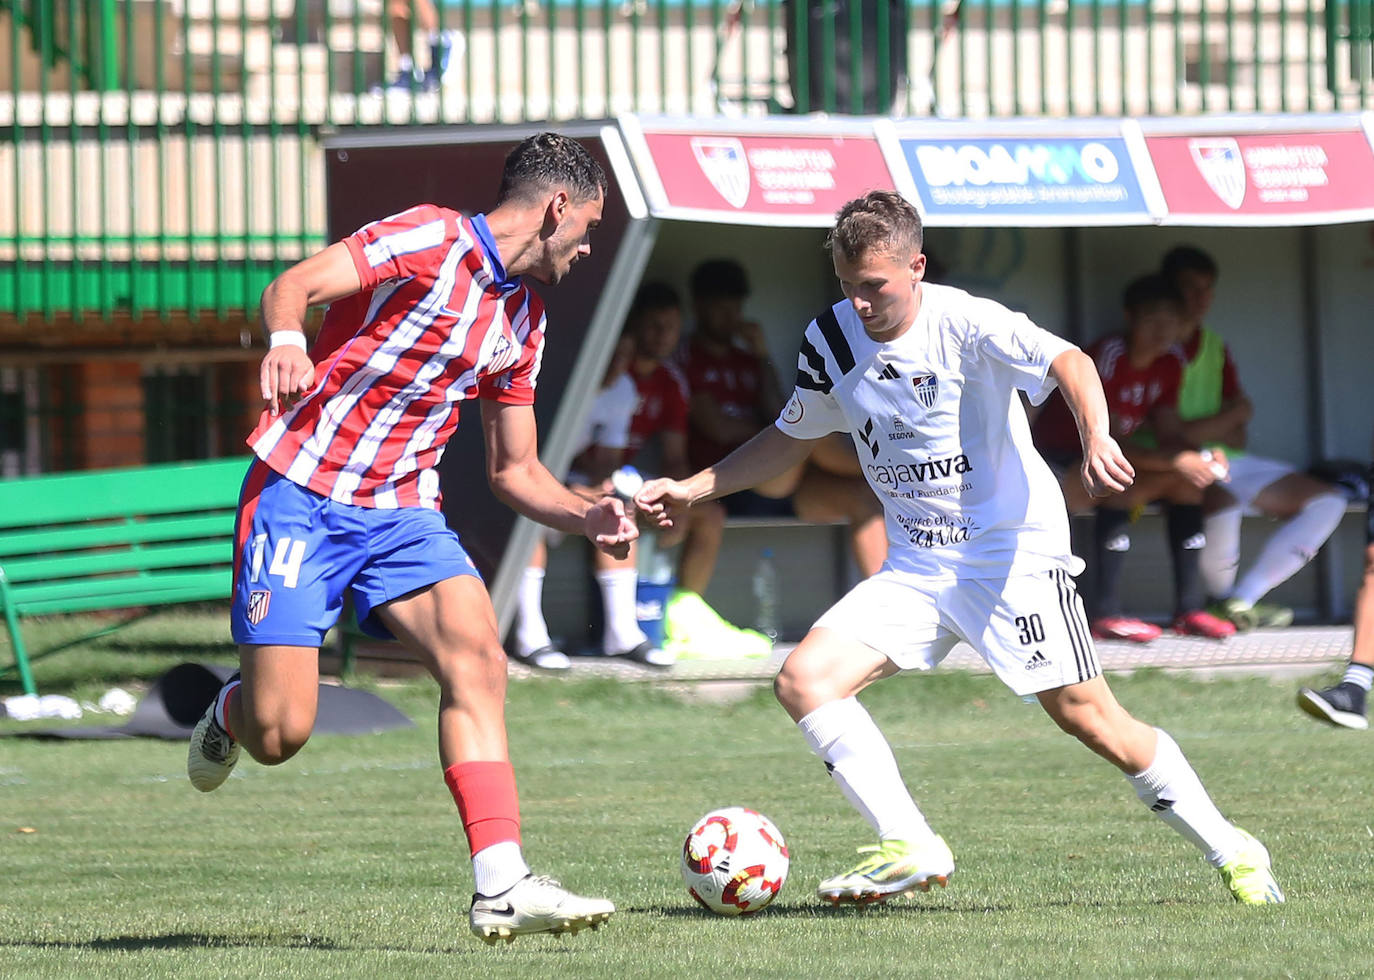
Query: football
xmin=680 ymin=806 xmax=789 ymax=915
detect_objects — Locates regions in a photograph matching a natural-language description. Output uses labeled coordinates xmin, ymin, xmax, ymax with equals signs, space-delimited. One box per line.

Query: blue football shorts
xmin=230 ymin=462 xmax=481 ymax=647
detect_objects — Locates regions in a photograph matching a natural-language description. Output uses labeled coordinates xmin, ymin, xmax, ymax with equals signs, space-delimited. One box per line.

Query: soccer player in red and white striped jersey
xmin=188 ymin=133 xmax=628 ymax=942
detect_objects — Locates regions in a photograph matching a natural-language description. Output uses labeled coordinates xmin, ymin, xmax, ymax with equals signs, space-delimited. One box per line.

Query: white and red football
xmin=680 ymin=806 xmax=789 ymax=915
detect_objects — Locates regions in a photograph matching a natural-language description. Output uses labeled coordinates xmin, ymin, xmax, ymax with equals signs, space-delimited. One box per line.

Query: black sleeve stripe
xmin=796 ymin=336 xmax=833 ymax=394
xmin=817 ymin=308 xmax=855 ymax=376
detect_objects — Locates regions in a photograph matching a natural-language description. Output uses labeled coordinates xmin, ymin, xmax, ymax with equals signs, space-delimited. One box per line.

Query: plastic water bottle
xmin=635 ymin=533 xmax=676 ymax=648
xmin=752 ymin=548 xmax=779 ymax=642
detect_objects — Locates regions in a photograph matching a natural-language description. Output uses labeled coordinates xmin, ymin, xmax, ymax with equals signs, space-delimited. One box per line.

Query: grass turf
xmin=1 ymin=612 xmax=1370 ymax=978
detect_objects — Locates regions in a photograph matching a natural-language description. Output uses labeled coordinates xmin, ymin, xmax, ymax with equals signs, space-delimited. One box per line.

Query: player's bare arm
xmin=736 ymin=320 xmax=787 ymax=418
xmin=258 ymin=242 xmax=363 ymax=416
xmin=1178 ymin=395 xmax=1253 ymax=449
xmin=1150 ymin=402 xmax=1229 ymax=488
xmin=636 ymin=425 xmax=816 ymax=529
xmin=1048 ymin=348 xmax=1134 ymax=497
xmin=688 ymin=391 xmax=765 ymax=446
xmin=481 ymin=400 xmax=637 ymax=559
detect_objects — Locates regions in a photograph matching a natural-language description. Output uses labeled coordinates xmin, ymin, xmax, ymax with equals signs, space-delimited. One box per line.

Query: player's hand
xmin=1080 ymin=434 xmax=1134 ymax=497
xmin=735 ymin=320 xmax=771 ymax=360
xmin=635 ymin=477 xmax=692 ymax=530
xmin=261 ymin=346 xmax=315 ymax=416
xmin=1174 ymin=449 xmax=1227 ymax=489
xmin=584 ymin=496 xmax=638 ymax=559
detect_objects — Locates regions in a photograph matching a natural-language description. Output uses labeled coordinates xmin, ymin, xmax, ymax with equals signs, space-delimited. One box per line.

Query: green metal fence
xmin=2 ymin=0 xmax=1372 ymax=322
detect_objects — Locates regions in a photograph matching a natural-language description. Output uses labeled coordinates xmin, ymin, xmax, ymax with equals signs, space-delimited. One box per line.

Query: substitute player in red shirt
xmin=187 ymin=133 xmax=627 ymax=943
xmin=1033 ymin=274 xmax=1234 ymax=641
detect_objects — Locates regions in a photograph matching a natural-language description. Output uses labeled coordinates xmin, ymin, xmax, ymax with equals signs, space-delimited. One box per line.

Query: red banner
xmin=1146 ymin=129 xmax=1374 ymax=223
xmin=639 ymin=130 xmax=896 ymax=223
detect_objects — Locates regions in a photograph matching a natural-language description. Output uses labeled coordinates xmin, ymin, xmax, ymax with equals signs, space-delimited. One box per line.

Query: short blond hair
xmin=826 ymin=190 xmax=923 ymax=262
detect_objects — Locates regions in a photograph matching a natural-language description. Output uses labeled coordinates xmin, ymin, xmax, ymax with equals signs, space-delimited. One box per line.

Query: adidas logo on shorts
xmin=1025 ymin=650 xmax=1052 ymax=670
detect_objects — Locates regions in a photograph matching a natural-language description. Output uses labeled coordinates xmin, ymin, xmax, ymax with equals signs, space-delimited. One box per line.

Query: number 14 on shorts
xmin=249 ymin=533 xmax=307 ymax=588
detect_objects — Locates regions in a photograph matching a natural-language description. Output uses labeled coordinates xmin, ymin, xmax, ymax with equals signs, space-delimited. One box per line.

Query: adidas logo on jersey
xmin=1025 ymin=650 xmax=1052 ymax=670
xmin=875 ymin=363 xmax=901 ymax=381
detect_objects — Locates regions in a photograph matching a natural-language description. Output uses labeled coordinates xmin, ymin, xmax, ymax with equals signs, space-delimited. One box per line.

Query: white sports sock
xmin=797 ymin=697 xmax=934 ymax=843
xmin=1127 ymin=728 xmax=1246 ymax=867
xmin=515 ymin=567 xmax=552 ymax=656
xmin=1201 ymin=505 xmax=1243 ymax=599
xmin=1232 ymin=493 xmax=1346 ymax=606
xmin=472 ymin=840 xmax=530 ymax=897
xmin=1344 ymin=662 xmax=1374 ymax=692
xmin=596 ymin=568 xmax=647 ymax=655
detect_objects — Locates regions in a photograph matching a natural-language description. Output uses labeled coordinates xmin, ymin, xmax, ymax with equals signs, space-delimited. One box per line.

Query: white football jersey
xmin=777 ymin=283 xmax=1081 ymax=580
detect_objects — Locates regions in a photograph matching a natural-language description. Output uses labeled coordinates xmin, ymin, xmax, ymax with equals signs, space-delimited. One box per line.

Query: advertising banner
xmin=622 ymin=118 xmax=897 ymax=226
xmin=1146 ymin=128 xmax=1374 ymax=225
xmin=896 ymin=135 xmax=1156 ymax=225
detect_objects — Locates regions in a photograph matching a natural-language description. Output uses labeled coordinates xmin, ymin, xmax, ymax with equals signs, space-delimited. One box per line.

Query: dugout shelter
xmin=323 ymin=112 xmax=1374 ymax=639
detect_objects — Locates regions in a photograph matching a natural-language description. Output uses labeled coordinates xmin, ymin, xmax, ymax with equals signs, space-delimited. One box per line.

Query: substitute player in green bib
xmin=1160 ymin=245 xmax=1347 ymax=631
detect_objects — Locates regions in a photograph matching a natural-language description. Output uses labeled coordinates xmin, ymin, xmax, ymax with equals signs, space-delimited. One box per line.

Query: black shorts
xmin=722 ymin=489 xmax=795 ymax=519
xmin=1367 ymin=464 xmax=1374 ymax=545
xmin=1040 ymin=449 xmax=1080 ymax=482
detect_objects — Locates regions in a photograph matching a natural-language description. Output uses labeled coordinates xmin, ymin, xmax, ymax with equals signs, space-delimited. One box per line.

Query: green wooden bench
xmin=0 ymin=456 xmax=250 ymax=696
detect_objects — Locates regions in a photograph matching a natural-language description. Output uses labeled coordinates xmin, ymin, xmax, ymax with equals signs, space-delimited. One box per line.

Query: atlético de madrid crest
xmin=912 ymin=374 xmax=938 ymax=411
xmin=691 ymin=137 xmax=750 ymax=209
xmin=1188 ymin=137 xmax=1247 ymax=210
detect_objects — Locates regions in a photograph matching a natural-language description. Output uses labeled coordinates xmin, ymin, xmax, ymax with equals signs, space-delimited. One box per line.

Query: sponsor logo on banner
xmin=247 ymin=590 xmax=272 ymax=625
xmin=912 ymin=375 xmax=938 ymax=410
xmin=691 ymin=137 xmax=751 ymax=209
xmin=1188 ymin=138 xmax=1247 ymax=209
xmin=900 ymin=137 xmax=1147 ymax=217
xmin=644 ymin=130 xmax=893 ymax=217
xmin=1147 ymin=129 xmax=1374 ymax=218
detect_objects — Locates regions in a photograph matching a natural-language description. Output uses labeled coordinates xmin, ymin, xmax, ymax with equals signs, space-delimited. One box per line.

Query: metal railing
xmin=2 ymin=0 xmax=1372 ymax=321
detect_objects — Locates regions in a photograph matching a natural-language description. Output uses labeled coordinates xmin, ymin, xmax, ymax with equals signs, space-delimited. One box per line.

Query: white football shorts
xmin=813 ymin=566 xmax=1101 ymax=697
xmin=1219 ymin=454 xmax=1295 ymax=513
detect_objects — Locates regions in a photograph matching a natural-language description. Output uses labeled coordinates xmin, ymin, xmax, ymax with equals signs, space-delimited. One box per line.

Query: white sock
xmin=597 ymin=568 xmax=647 ymax=654
xmin=1201 ymin=505 xmax=1243 ymax=599
xmin=797 ymin=697 xmax=935 ymax=843
xmin=397 ymin=53 xmax=415 ymax=74
xmin=515 ymin=567 xmax=552 ymax=656
xmin=1127 ymin=728 xmax=1246 ymax=867
xmin=472 ymin=840 xmax=530 ymax=897
xmin=1344 ymin=662 xmax=1374 ymax=691
xmin=1232 ymin=493 xmax=1346 ymax=606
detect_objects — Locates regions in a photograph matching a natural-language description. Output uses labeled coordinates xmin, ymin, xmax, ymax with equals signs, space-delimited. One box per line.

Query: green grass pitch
xmin=2 ymin=632 xmax=1371 ymax=978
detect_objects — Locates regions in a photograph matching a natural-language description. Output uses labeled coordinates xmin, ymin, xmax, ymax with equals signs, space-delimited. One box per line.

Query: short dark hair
xmin=827 ymin=190 xmax=923 ymax=260
xmin=689 ymin=258 xmax=750 ymax=302
xmin=627 ymin=281 xmax=681 ymax=326
xmin=495 ymin=132 xmax=608 ymax=207
xmin=1122 ymin=272 xmax=1184 ymax=314
xmin=1160 ymin=244 xmax=1218 ymax=283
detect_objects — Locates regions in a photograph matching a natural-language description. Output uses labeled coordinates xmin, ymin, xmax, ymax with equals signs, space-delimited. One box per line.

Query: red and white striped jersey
xmin=248 ymin=204 xmax=546 ymax=510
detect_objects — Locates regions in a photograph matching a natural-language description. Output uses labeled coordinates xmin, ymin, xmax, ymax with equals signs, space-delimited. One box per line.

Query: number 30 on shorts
xmin=1015 ymin=614 xmax=1046 ymax=645
xmin=249 ymin=534 xmax=307 ymax=588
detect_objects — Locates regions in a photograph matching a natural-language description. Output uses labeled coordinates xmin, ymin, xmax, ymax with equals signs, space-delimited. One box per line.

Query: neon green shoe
xmin=1218 ymin=829 xmax=1284 ymax=905
xmin=1212 ymin=598 xmax=1294 ymax=631
xmin=817 ymin=836 xmax=955 ymax=905
xmin=664 ymin=590 xmax=772 ymax=660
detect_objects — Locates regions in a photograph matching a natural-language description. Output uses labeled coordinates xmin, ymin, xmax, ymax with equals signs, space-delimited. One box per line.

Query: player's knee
xmin=243 ymin=715 xmax=312 ymax=766
xmin=773 ymin=663 xmax=827 ymax=719
xmin=430 ymin=638 xmax=507 ymax=691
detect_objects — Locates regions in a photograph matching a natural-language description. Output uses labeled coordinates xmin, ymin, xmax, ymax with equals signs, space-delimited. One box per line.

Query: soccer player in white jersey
xmin=636 ymin=191 xmax=1283 ymax=906
xmin=187 ymin=133 xmax=628 ymax=942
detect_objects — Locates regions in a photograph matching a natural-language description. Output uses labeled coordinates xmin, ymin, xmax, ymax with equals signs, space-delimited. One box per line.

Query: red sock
xmin=443 ymin=761 xmax=522 ymax=855
xmin=214 ymin=681 xmax=240 ymax=741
